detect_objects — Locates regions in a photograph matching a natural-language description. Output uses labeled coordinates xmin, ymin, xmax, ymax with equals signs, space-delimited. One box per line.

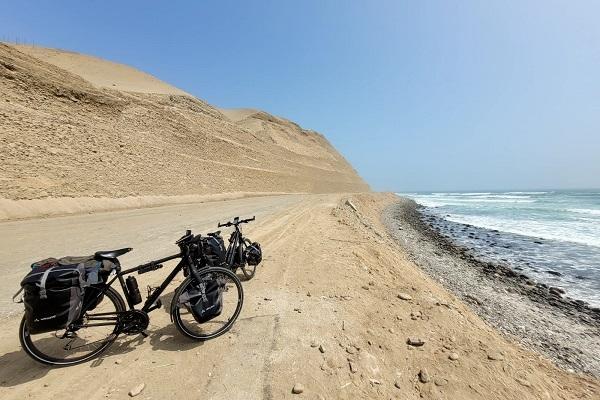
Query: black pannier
xmin=179 ymin=273 xmax=225 ymax=323
xmin=20 ymin=256 xmax=112 ymax=334
xmin=21 ymin=262 xmax=82 ymax=334
xmin=245 ymin=242 xmax=262 ymax=266
xmin=201 ymin=234 xmax=226 ymax=267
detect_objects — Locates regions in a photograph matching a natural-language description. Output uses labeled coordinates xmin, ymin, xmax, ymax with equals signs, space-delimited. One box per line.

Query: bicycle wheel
xmin=20 ymin=285 xmax=126 ymax=366
xmin=171 ymin=267 xmax=243 ymax=340
xmin=240 ymin=239 xmax=256 ymax=280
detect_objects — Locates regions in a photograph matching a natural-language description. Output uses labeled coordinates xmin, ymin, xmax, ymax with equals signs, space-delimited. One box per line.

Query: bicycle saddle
xmin=208 ymin=231 xmax=221 ymax=237
xmin=94 ymin=248 xmax=133 ymax=259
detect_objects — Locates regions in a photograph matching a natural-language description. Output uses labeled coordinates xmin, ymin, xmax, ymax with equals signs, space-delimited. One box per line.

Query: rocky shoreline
xmin=382 ymin=197 xmax=600 ymax=377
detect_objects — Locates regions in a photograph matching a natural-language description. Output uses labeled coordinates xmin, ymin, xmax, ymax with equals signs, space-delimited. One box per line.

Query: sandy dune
xmin=14 ymin=45 xmax=190 ymax=96
xmin=0 ymin=193 xmax=597 ymax=399
xmin=0 ymin=44 xmax=368 ymax=220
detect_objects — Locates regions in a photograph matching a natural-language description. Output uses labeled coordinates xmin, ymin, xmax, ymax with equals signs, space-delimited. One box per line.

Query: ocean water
xmin=399 ymin=190 xmax=600 ymax=307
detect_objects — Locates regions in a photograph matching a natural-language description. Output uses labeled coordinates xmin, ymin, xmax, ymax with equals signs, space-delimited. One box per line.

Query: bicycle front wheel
xmin=19 ymin=285 xmax=126 ymax=366
xmin=240 ymin=239 xmax=257 ymax=280
xmin=171 ymin=267 xmax=243 ymax=340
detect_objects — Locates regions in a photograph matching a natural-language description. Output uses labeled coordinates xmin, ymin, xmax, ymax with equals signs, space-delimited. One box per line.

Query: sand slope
xmin=15 ymin=45 xmax=190 ymax=95
xmin=0 ymin=44 xmax=368 ymax=219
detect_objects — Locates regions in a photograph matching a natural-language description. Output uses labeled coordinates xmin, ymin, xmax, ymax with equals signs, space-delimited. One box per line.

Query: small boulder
xmin=292 ymin=383 xmax=305 ymax=394
xmin=449 ymin=353 xmax=459 ymax=361
xmin=398 ymin=293 xmax=412 ymax=301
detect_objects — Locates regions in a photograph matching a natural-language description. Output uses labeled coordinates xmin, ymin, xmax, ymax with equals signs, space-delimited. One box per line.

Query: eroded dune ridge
xmin=0 ymin=44 xmax=368 ymax=219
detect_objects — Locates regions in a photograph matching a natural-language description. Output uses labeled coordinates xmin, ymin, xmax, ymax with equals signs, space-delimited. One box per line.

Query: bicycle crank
xmin=117 ymin=310 xmax=150 ymax=335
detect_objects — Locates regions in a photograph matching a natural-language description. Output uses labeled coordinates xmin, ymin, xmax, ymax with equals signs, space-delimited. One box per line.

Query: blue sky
xmin=2 ymin=1 xmax=599 ymax=191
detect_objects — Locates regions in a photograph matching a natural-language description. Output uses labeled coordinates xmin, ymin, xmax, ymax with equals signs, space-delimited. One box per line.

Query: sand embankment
xmin=0 ymin=193 xmax=598 ymax=399
xmin=0 ymin=43 xmax=368 ymax=220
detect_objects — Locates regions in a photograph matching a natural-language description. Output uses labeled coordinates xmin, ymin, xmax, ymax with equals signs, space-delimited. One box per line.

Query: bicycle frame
xmin=224 ymin=228 xmax=243 ymax=269
xmin=82 ymin=245 xmax=204 ymax=323
xmin=116 ymin=253 xmax=182 ymax=311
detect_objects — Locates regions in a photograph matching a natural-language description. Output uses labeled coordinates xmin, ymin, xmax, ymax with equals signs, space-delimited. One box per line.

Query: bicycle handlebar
xmin=218 ymin=216 xmax=255 ymax=228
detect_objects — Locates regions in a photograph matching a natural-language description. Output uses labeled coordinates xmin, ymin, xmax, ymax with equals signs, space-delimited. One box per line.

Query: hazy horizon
xmin=397 ymin=187 xmax=600 ymax=194
xmin=3 ymin=1 xmax=599 ymax=192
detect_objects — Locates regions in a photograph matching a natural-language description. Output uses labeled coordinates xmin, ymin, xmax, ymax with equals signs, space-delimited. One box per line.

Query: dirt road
xmin=0 ymin=194 xmax=304 ymax=317
xmin=0 ymin=193 xmax=598 ymax=400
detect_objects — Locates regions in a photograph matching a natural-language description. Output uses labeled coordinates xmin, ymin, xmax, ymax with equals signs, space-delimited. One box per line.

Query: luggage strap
xmin=12 ymin=287 xmax=24 ymax=303
xmin=38 ymin=266 xmax=56 ymax=299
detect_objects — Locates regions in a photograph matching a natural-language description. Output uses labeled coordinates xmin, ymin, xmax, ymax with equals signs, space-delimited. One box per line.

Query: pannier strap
xmin=12 ymin=287 xmax=24 ymax=303
xmin=38 ymin=266 xmax=56 ymax=300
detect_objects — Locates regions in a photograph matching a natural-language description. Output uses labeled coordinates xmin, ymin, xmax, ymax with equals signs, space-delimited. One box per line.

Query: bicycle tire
xmin=240 ymin=238 xmax=257 ymax=280
xmin=19 ymin=285 xmax=126 ymax=366
xmin=171 ymin=267 xmax=243 ymax=340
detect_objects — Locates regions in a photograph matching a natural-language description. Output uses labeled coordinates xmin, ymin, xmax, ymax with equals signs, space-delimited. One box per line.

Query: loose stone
xmin=398 ymin=293 xmax=413 ymax=301
xmin=434 ymin=378 xmax=448 ymax=386
xmin=449 ymin=352 xmax=459 ymax=361
xmin=292 ymin=383 xmax=305 ymax=394
xmin=419 ymin=369 xmax=430 ymax=383
xmin=407 ymin=337 xmax=425 ymax=347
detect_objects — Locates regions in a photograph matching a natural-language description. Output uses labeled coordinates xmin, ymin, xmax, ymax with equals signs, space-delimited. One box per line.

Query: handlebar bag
xmin=179 ymin=274 xmax=225 ymax=323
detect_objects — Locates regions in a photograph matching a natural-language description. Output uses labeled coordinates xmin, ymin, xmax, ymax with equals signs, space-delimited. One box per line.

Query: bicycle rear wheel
xmin=19 ymin=286 xmax=125 ymax=366
xmin=171 ymin=267 xmax=243 ymax=340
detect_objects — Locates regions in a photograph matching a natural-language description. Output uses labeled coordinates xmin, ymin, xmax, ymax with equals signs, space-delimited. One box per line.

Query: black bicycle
xmin=216 ymin=216 xmax=261 ymax=280
xmin=19 ymin=230 xmax=244 ymax=366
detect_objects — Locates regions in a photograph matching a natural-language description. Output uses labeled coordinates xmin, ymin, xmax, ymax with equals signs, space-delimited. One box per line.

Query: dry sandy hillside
xmin=0 ymin=44 xmax=368 ymax=219
xmin=0 ymin=193 xmax=597 ymax=399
